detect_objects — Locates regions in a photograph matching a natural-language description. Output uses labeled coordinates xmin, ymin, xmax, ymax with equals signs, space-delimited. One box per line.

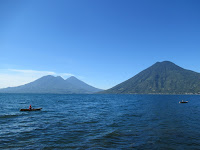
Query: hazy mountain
xmin=65 ymin=76 xmax=101 ymax=93
xmin=0 ymin=75 xmax=102 ymax=94
xmin=101 ymin=61 xmax=200 ymax=94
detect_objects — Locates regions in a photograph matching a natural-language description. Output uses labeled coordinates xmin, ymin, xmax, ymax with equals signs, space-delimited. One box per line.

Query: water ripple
xmin=1 ymin=94 xmax=200 ymax=149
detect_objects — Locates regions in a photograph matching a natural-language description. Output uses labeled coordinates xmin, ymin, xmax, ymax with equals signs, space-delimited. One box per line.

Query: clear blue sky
xmin=0 ymin=0 xmax=200 ymax=89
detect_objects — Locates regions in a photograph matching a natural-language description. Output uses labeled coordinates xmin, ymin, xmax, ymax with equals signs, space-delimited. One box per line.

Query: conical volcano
xmin=101 ymin=61 xmax=200 ymax=94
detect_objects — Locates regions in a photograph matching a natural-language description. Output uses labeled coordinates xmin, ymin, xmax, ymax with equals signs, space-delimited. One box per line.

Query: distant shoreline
xmin=0 ymin=92 xmax=200 ymax=96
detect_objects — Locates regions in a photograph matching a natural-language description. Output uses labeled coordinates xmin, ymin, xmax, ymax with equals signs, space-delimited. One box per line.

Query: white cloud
xmin=0 ymin=69 xmax=74 ymax=89
xmin=8 ymin=69 xmax=56 ymax=75
xmin=60 ymin=73 xmax=75 ymax=77
xmin=0 ymin=74 xmax=36 ymax=89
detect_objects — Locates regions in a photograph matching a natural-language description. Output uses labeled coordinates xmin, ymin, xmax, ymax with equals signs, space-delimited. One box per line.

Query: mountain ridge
xmin=0 ymin=75 xmax=102 ymax=94
xmin=100 ymin=61 xmax=200 ymax=94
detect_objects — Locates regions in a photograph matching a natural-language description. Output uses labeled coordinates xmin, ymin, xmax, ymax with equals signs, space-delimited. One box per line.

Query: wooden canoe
xmin=179 ymin=101 xmax=188 ymax=103
xmin=20 ymin=108 xmax=42 ymax=111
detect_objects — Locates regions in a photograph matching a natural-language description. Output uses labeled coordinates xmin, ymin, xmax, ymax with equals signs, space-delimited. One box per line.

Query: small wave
xmin=103 ymin=130 xmax=122 ymax=139
xmin=0 ymin=113 xmax=24 ymax=119
xmin=19 ymin=102 xmax=27 ymax=104
xmin=108 ymin=122 xmax=120 ymax=128
xmin=82 ymin=120 xmax=99 ymax=124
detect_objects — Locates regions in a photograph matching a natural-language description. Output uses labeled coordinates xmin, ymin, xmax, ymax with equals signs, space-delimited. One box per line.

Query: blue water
xmin=1 ymin=94 xmax=200 ymax=149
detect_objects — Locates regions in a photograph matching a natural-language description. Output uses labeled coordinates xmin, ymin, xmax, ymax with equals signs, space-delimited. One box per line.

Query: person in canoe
xmin=29 ymin=105 xmax=32 ymax=110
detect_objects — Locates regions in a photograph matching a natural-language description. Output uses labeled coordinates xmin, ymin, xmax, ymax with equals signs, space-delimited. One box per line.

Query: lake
xmin=1 ymin=94 xmax=200 ymax=149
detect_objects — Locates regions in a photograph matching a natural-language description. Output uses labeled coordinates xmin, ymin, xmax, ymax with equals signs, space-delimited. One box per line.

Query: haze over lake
xmin=1 ymin=94 xmax=200 ymax=149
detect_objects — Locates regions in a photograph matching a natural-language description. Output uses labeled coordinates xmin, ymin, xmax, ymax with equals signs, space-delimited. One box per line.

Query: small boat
xmin=179 ymin=101 xmax=188 ymax=103
xmin=20 ymin=108 xmax=42 ymax=111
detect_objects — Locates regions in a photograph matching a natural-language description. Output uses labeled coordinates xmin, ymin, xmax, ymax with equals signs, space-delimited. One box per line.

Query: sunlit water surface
xmin=1 ymin=94 xmax=200 ymax=149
